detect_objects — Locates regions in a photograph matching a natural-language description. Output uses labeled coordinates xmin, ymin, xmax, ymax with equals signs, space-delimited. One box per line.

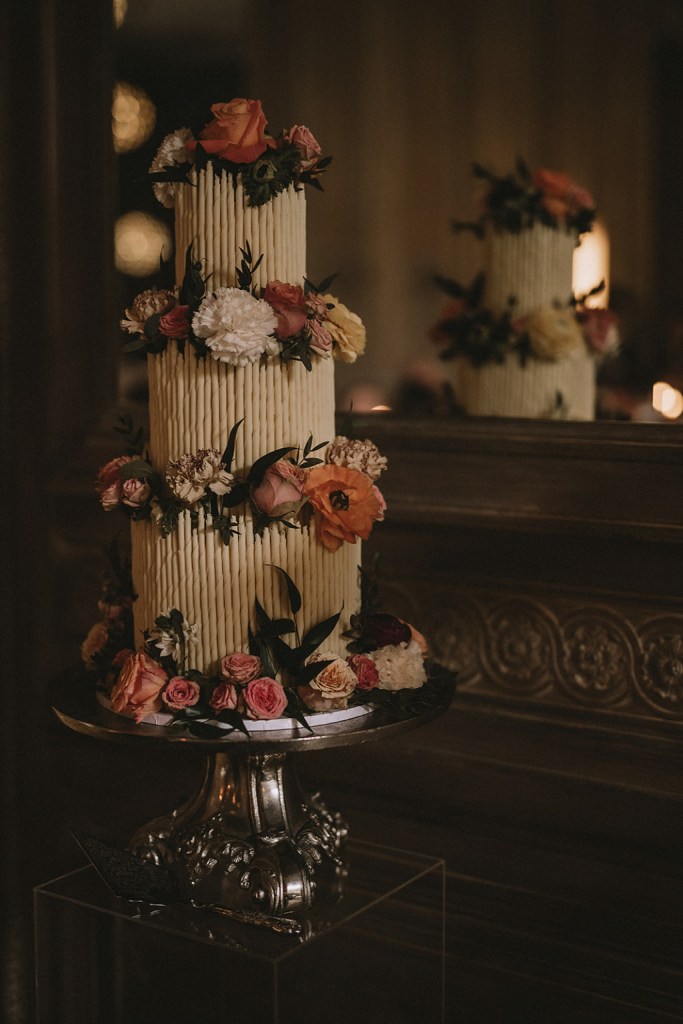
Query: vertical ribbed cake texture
xmin=132 ymin=171 xmax=361 ymax=673
xmin=484 ymin=223 xmax=577 ymax=317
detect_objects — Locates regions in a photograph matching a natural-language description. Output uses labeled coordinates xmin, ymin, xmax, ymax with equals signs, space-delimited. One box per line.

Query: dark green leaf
xmin=118 ymin=459 xmax=154 ymax=481
xmin=248 ymin=446 xmax=296 ymax=485
xmin=294 ymin=659 xmax=334 ymax=686
xmin=300 ymin=609 xmax=342 ymax=654
xmin=221 ymin=419 xmax=243 ymax=471
xmin=268 ymin=564 xmax=302 ymax=614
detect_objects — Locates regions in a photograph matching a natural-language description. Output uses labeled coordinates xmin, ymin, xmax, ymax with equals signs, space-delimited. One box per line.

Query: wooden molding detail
xmin=379 ymin=578 xmax=683 ymax=723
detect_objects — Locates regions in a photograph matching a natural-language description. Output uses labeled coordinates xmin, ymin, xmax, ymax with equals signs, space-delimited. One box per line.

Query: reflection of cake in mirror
xmin=430 ymin=161 xmax=619 ymax=420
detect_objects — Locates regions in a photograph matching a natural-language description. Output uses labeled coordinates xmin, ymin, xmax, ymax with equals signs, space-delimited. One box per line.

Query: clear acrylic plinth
xmin=35 ymin=840 xmax=445 ymax=1024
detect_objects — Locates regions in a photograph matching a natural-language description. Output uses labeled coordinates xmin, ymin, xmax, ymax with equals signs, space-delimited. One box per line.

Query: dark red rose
xmin=364 ymin=613 xmax=411 ymax=649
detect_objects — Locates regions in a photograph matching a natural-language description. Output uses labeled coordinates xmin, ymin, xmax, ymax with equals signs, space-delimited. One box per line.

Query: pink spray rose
xmin=285 ymin=124 xmax=322 ymax=170
xmin=220 ymin=652 xmax=261 ymax=684
xmin=243 ymin=677 xmax=288 ymax=720
xmin=372 ymin=485 xmax=386 ymax=522
xmin=209 ymin=681 xmax=240 ymax=713
xmin=263 ymin=280 xmax=308 ymax=340
xmin=308 ymin=319 xmax=333 ymax=356
xmin=251 ymin=459 xmax=306 ymax=517
xmin=346 ymin=653 xmax=380 ymax=691
xmin=121 ymin=476 xmax=151 ymax=509
xmin=110 ymin=651 xmax=168 ymax=723
xmin=96 ymin=455 xmax=136 ymax=510
xmin=158 ymin=304 xmax=191 ymax=340
xmin=162 ymin=676 xmax=201 ymax=711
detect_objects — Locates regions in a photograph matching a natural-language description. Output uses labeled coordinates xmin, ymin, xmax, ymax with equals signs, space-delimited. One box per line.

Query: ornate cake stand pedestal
xmin=48 ymin=673 xmax=452 ymax=917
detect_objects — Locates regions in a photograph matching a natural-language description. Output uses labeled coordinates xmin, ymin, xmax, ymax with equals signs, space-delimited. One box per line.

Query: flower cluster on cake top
xmin=149 ymin=98 xmax=331 ymax=208
xmin=120 ymin=245 xmax=366 ymax=369
xmin=430 ymin=159 xmax=618 ymax=369
xmin=81 ymin=556 xmax=450 ymax=736
xmin=455 ymin=159 xmax=596 ymax=237
xmin=97 ymin=417 xmax=387 ymax=552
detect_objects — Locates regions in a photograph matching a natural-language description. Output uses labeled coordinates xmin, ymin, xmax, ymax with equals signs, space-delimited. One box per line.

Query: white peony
xmin=193 ymin=288 xmax=279 ymax=366
xmin=371 ymin=639 xmax=427 ymax=691
xmin=149 ymin=128 xmax=194 ymax=208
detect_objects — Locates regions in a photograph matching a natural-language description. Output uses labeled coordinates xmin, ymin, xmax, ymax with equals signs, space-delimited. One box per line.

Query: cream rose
xmin=320 ymin=294 xmax=366 ymax=363
xmin=301 ymin=650 xmax=358 ymax=711
xmin=524 ymin=307 xmax=585 ymax=361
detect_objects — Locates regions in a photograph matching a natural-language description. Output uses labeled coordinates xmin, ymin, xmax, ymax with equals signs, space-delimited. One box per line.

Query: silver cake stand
xmin=48 ymin=671 xmax=453 ymax=917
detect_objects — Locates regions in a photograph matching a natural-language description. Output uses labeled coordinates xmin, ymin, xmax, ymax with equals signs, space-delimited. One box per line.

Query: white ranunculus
xmin=371 ymin=639 xmax=427 ymax=691
xmin=149 ymin=128 xmax=194 ymax=208
xmin=193 ymin=288 xmax=279 ymax=366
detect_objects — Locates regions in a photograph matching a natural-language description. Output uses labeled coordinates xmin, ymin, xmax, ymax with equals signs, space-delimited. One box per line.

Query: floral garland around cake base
xmin=82 ymin=557 xmax=453 ymax=738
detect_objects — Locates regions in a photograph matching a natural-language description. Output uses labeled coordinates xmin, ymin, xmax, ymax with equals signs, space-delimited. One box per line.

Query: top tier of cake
xmin=483 ymin=223 xmax=577 ymax=319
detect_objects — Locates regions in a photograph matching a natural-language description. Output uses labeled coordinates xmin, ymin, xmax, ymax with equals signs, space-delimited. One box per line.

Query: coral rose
xmin=162 ymin=677 xmax=201 ymax=711
xmin=252 ymin=459 xmax=306 ymax=517
xmin=304 ymin=464 xmax=381 ymax=551
xmin=110 ymin=651 xmax=168 ymax=723
xmin=220 ymin=652 xmax=261 ymax=684
xmin=320 ymin=294 xmax=366 ymax=362
xmin=192 ymin=99 xmax=271 ymax=164
xmin=209 ymin=681 xmax=240 ymax=712
xmin=244 ymin=677 xmax=288 ymax=720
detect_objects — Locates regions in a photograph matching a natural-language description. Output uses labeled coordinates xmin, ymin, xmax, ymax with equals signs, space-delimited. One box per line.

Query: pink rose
xmin=110 ymin=651 xmax=168 ymax=723
xmin=162 ymin=676 xmax=201 ymax=710
xmin=112 ymin=647 xmax=135 ymax=669
xmin=372 ymin=485 xmax=386 ymax=522
xmin=285 ymin=124 xmax=322 ymax=170
xmin=263 ymin=280 xmax=308 ymax=340
xmin=121 ymin=476 xmax=151 ymax=509
xmin=244 ymin=677 xmax=288 ymax=720
xmin=96 ymin=455 xmax=136 ymax=510
xmin=190 ymin=98 xmax=272 ymax=164
xmin=81 ymin=621 xmax=110 ymax=667
xmin=305 ymin=292 xmax=329 ymax=321
xmin=308 ymin=319 xmax=333 ymax=356
xmin=158 ymin=304 xmax=191 ymax=340
xmin=577 ymin=308 xmax=619 ymax=355
xmin=220 ymin=652 xmax=261 ymax=684
xmin=347 ymin=653 xmax=380 ymax=691
xmin=251 ymin=459 xmax=306 ymax=517
xmin=209 ymin=681 xmax=240 ymax=712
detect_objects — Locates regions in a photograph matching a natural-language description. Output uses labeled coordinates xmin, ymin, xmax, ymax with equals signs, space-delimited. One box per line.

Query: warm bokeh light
xmin=112 ymin=81 xmax=156 ymax=153
xmin=113 ymin=0 xmax=127 ymax=28
xmin=573 ymin=219 xmax=610 ymax=307
xmin=652 ymin=381 xmax=683 ymax=420
xmin=371 ymin=405 xmax=393 ymax=412
xmin=114 ymin=211 xmax=172 ymax=277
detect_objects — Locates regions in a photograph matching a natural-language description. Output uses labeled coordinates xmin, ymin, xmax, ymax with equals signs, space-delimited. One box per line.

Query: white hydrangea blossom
xmin=370 ymin=639 xmax=427 ymax=691
xmin=193 ymin=288 xmax=279 ymax=366
xmin=149 ymin=128 xmax=194 ymax=208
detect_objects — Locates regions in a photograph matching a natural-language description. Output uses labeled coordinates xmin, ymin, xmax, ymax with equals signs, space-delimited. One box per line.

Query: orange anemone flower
xmin=304 ymin=464 xmax=381 ymax=552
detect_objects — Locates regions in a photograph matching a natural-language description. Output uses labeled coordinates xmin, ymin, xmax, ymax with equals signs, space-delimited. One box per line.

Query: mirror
xmin=112 ymin=0 xmax=683 ymax=426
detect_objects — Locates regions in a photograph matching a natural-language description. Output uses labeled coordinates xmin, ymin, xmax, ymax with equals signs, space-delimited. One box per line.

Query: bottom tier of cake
xmin=452 ymin=351 xmax=596 ymax=420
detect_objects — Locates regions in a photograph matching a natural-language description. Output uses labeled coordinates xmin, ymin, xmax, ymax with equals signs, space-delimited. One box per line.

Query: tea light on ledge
xmin=652 ymin=381 xmax=683 ymax=420
xmin=573 ymin=218 xmax=610 ymax=307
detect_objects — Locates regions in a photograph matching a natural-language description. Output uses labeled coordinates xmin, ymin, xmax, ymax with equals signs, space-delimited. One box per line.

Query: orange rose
xmin=193 ymin=99 xmax=270 ymax=164
xmin=110 ymin=651 xmax=168 ymax=723
xmin=532 ymin=168 xmax=595 ymax=220
xmin=304 ymin=464 xmax=381 ymax=551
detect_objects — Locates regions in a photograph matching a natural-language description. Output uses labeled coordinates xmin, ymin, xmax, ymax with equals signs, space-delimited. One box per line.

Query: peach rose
xmin=304 ymin=464 xmax=381 ymax=551
xmin=252 ymin=459 xmax=306 ymax=517
xmin=220 ymin=652 xmax=261 ymax=684
xmin=244 ymin=677 xmax=288 ymax=720
xmin=285 ymin=124 xmax=322 ymax=170
xmin=299 ymin=650 xmax=358 ymax=712
xmin=209 ymin=681 xmax=240 ymax=712
xmin=110 ymin=651 xmax=168 ymax=723
xmin=193 ymin=99 xmax=270 ymax=164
